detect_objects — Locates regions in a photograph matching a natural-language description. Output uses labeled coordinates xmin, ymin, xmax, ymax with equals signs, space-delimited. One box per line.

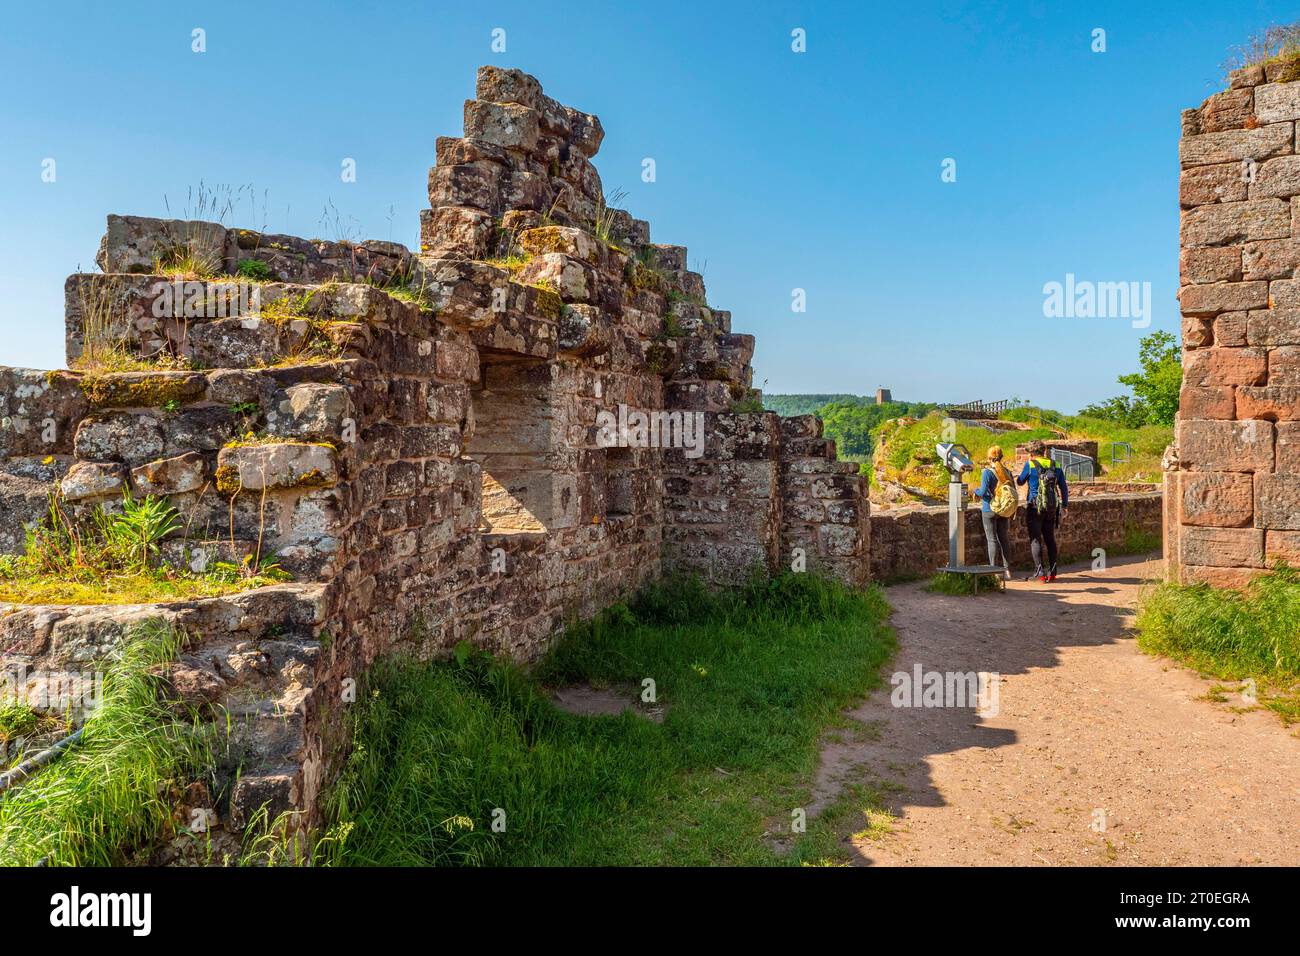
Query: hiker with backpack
xmin=971 ymin=446 xmax=1017 ymax=579
xmin=1015 ymin=452 xmax=1069 ymax=582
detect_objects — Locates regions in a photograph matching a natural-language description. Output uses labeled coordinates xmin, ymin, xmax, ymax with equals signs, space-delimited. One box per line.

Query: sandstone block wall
xmin=0 ymin=66 xmax=870 ymax=837
xmin=1169 ymin=58 xmax=1300 ymax=587
xmin=870 ymin=493 xmax=1162 ymax=582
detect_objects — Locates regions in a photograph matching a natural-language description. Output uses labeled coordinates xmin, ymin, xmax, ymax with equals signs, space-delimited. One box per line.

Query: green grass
xmin=1135 ymin=564 xmax=1300 ymax=723
xmin=926 ymin=571 xmax=1003 ymax=596
xmin=0 ymin=621 xmax=215 ymax=865
xmin=316 ymin=572 xmax=896 ymax=866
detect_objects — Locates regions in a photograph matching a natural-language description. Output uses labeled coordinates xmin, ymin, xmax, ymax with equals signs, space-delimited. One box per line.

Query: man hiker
xmin=1015 ymin=452 xmax=1069 ymax=583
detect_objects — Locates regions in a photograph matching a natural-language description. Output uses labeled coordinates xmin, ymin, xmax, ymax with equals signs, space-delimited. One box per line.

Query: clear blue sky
xmin=0 ymin=1 xmax=1290 ymax=411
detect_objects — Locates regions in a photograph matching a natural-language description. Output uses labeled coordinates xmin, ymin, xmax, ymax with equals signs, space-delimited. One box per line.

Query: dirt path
xmin=815 ymin=556 xmax=1300 ymax=865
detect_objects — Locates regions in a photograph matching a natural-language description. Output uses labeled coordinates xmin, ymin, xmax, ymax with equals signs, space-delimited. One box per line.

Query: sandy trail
xmin=816 ymin=556 xmax=1300 ymax=865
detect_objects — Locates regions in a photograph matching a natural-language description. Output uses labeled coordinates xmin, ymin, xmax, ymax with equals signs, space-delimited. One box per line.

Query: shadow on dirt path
xmin=815 ymin=555 xmax=1300 ymax=865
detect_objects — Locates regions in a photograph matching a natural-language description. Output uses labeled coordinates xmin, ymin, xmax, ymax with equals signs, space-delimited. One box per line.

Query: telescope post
xmin=949 ymin=472 xmax=965 ymax=568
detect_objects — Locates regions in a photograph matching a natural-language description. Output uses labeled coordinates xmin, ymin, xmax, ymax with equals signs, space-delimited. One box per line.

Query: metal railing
xmin=1050 ymin=447 xmax=1095 ymax=481
xmin=944 ymin=399 xmax=1011 ymax=417
xmin=1111 ymin=441 xmax=1132 ymax=465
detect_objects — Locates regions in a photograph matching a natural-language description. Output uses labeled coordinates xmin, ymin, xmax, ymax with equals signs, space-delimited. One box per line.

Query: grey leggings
xmin=981 ymin=511 xmax=1012 ymax=569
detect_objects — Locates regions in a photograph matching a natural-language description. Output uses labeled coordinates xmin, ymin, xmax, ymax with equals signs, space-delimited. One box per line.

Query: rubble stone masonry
xmin=1169 ymin=58 xmax=1300 ymax=587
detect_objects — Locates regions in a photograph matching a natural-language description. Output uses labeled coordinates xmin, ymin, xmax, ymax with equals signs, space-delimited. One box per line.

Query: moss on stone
xmin=79 ymin=374 xmax=204 ymax=409
xmin=532 ymin=285 xmax=564 ymax=320
xmin=645 ymin=342 xmax=674 ymax=374
xmin=213 ymin=463 xmax=241 ymax=494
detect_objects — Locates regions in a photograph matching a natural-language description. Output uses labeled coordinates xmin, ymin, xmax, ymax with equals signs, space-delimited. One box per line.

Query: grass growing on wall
xmin=316 ymin=573 xmax=897 ymax=866
xmin=0 ymin=621 xmax=216 ymax=866
xmin=1135 ymin=564 xmax=1300 ymax=723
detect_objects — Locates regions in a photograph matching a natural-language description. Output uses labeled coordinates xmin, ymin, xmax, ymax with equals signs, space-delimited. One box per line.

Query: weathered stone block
xmin=1236 ymin=385 xmax=1300 ymax=420
xmin=59 ymin=461 xmax=127 ymax=501
xmin=418 ymin=206 xmax=495 ymax=259
xmin=1265 ymin=529 xmax=1300 ymax=563
xmin=74 ymin=412 xmax=166 ymax=466
xmin=131 ymin=452 xmax=207 ymax=496
xmin=1214 ymin=311 xmax=1249 ymax=346
xmin=1179 ymin=123 xmax=1292 ymax=168
xmin=1181 ymin=346 xmax=1267 ymax=386
xmin=1247 ymin=307 xmax=1300 ymax=345
xmin=1274 ymin=421 xmax=1300 ymax=473
xmin=216 ymin=442 xmax=337 ymax=492
xmin=1179 ymin=526 xmax=1265 ymax=567
xmin=476 ymin=65 xmax=544 ymax=110
xmin=1248 ymin=154 xmax=1300 ymax=198
xmin=1181 ymin=472 xmax=1253 ymax=527
xmin=1268 ymin=346 xmax=1300 ymax=385
xmin=1178 ymin=419 xmax=1274 ymax=472
xmin=1181 ymin=199 xmax=1290 ymax=246
xmin=1180 ymin=163 xmax=1247 ymax=206
xmin=463 ymin=99 xmax=540 ymax=151
xmin=1179 ymin=281 xmax=1266 ymax=314
xmin=1181 ymin=246 xmax=1242 ymax=283
xmin=1255 ymin=473 xmax=1300 ymax=529
xmin=1178 ymin=385 xmax=1235 ymax=419
xmin=277 ymin=383 xmax=353 ymax=442
xmin=1242 ymin=238 xmax=1300 ymax=279
xmin=1255 ymin=83 xmax=1300 ymax=123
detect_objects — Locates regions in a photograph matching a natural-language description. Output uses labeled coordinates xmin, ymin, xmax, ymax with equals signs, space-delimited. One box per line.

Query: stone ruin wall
xmin=0 ymin=66 xmax=868 ymax=840
xmin=1168 ymin=60 xmax=1300 ymax=587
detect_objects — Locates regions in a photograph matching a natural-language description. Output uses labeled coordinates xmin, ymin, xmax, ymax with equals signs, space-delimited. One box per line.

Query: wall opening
xmin=605 ymin=446 xmax=635 ymax=517
xmin=468 ymin=351 xmax=570 ymax=533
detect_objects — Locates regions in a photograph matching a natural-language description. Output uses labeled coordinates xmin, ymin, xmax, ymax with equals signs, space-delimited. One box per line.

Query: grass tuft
xmin=925 ymin=571 xmax=1003 ymax=596
xmin=0 ymin=621 xmax=215 ymax=865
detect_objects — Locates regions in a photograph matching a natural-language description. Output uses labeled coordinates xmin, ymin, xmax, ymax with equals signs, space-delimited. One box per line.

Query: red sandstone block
xmin=1214 ymin=311 xmax=1249 ymax=346
xmin=1179 ymin=564 xmax=1262 ymax=588
xmin=1181 ymin=472 xmax=1254 ymax=527
xmin=1277 ymin=422 xmax=1300 ymax=473
xmin=1243 ymin=238 xmax=1300 ymax=279
xmin=1179 ymin=163 xmax=1247 ymax=207
xmin=1255 ymin=473 xmax=1300 ymax=529
xmin=1178 ymin=526 xmax=1265 ymax=567
xmin=1265 ymin=529 xmax=1300 ymax=564
xmin=1178 ymin=384 xmax=1236 ymax=419
xmin=1236 ymin=385 xmax=1300 ymax=420
xmin=1267 ymin=346 xmax=1300 ymax=385
xmin=1178 ymin=418 xmax=1274 ymax=472
xmin=1179 ymin=281 xmax=1267 ymax=315
xmin=1246 ymin=307 xmax=1300 ymax=345
xmin=1182 ymin=315 xmax=1213 ymax=348
xmin=1181 ymin=346 xmax=1267 ymax=386
xmin=1181 ymin=246 xmax=1242 ymax=284
xmin=1179 ymin=125 xmax=1292 ymax=169
xmin=1180 ymin=198 xmax=1290 ymax=246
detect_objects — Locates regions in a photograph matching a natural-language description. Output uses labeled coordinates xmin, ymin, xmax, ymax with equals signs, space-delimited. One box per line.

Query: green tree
xmin=1117 ymin=330 xmax=1181 ymax=426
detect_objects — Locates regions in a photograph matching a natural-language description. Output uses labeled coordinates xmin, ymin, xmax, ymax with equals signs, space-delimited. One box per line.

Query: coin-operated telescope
xmin=935 ymin=442 xmax=1004 ymax=590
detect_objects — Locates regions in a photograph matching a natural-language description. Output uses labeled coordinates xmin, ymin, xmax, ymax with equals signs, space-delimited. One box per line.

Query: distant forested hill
xmin=762 ymin=394 xmax=939 ymax=460
xmin=762 ymin=394 xmax=869 ymax=417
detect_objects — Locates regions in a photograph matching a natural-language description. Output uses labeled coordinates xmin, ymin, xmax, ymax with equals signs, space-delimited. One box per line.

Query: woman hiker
xmin=971 ymin=445 xmax=1016 ymax=580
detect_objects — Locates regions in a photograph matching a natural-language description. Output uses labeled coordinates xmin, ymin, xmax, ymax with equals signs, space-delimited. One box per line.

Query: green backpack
xmin=1031 ymin=458 xmax=1059 ymax=511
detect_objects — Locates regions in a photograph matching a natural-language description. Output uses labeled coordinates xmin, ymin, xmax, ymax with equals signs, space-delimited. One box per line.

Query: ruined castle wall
xmin=0 ymin=66 xmax=871 ymax=834
xmin=1169 ymin=60 xmax=1300 ymax=586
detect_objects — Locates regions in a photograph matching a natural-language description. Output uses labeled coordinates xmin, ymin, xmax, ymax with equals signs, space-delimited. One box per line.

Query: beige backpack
xmin=990 ymin=463 xmax=1017 ymax=518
